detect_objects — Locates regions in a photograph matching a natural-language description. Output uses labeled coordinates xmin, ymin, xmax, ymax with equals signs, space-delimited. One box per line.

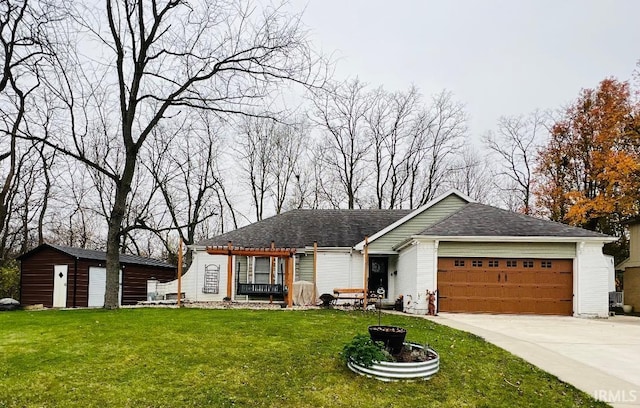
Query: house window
xmin=541 ymin=260 xmax=552 ymax=268
xmin=488 ymin=260 xmax=499 ymax=268
xmin=523 ymin=260 xmax=534 ymax=268
xmin=203 ymin=264 xmax=220 ymax=294
xmin=506 ymin=260 xmax=517 ymax=268
xmin=454 ymin=259 xmax=465 ymax=267
xmin=472 ymin=260 xmax=483 ymax=267
xmin=254 ymin=257 xmax=271 ymax=284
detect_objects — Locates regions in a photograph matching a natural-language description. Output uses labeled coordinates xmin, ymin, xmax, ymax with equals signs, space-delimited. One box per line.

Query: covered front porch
xmin=206 ymin=243 xmax=297 ymax=307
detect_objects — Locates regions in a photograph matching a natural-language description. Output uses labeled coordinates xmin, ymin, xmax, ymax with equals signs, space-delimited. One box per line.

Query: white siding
xmin=575 ymin=241 xmax=609 ymax=317
xmin=350 ymin=253 xmax=365 ymax=288
xmin=315 ymin=251 xmax=357 ymax=295
xmin=157 ymin=250 xmax=228 ymax=301
xmin=387 ymin=256 xmax=398 ymax=300
xmin=416 ymin=241 xmax=437 ymax=295
xmin=396 ymin=243 xmax=417 ymax=308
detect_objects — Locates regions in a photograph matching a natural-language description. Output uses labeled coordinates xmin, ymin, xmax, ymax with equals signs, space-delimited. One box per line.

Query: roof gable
xmin=196 ymin=209 xmax=412 ymax=248
xmin=418 ymin=203 xmax=612 ymax=239
xmin=354 ymin=189 xmax=473 ymax=250
xmin=18 ymin=243 xmax=175 ymax=269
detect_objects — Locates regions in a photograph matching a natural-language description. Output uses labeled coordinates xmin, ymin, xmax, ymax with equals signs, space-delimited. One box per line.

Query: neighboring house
xmin=157 ymin=190 xmax=615 ymax=317
xmin=19 ymin=243 xmax=176 ymax=308
xmin=616 ymin=219 xmax=640 ymax=312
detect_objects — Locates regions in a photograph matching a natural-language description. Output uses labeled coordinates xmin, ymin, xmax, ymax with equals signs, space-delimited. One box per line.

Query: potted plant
xmin=368 ymin=325 xmax=407 ymax=354
xmin=368 ymin=289 xmax=407 ymax=354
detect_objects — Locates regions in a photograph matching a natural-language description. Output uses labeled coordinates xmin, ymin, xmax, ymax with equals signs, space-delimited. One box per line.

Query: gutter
xmin=393 ymin=235 xmax=617 ymax=252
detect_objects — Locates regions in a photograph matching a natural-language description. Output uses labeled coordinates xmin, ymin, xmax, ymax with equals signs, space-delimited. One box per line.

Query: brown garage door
xmin=437 ymin=258 xmax=573 ymax=315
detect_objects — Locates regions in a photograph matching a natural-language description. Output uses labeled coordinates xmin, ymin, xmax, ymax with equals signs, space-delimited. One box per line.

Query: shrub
xmin=0 ymin=260 xmax=19 ymax=300
xmin=341 ymin=334 xmax=390 ymax=367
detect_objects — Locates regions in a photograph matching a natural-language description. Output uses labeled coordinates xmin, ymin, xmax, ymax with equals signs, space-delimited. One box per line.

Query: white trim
xmin=409 ymin=234 xmax=615 ymax=244
xmin=394 ymin=234 xmax=614 ymax=253
xmin=366 ymin=251 xmax=400 ymax=255
xmin=354 ymin=189 xmax=473 ymax=250
xmin=305 ymin=246 xmax=353 ymax=253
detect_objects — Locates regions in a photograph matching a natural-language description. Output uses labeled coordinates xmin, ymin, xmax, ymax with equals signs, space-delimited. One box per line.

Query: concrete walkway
xmin=424 ymin=313 xmax=640 ymax=408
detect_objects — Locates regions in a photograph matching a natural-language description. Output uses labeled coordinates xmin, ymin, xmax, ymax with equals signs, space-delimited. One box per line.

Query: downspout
xmin=73 ymin=257 xmax=78 ymax=308
xmin=574 ymin=242 xmax=583 ymax=316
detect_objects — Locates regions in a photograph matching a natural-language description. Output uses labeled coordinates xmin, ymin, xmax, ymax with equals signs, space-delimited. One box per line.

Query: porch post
xmin=269 ymin=241 xmax=275 ymax=304
xmin=313 ymin=241 xmax=318 ymax=305
xmin=363 ymin=236 xmax=369 ymax=308
xmin=286 ymin=256 xmax=294 ymax=308
xmin=177 ymin=239 xmax=183 ymax=307
xmin=226 ymin=241 xmax=233 ymax=299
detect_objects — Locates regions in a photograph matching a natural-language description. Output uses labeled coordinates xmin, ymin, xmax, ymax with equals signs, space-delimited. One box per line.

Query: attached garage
xmin=437 ymin=258 xmax=573 ymax=315
xmin=391 ymin=199 xmax=615 ymax=317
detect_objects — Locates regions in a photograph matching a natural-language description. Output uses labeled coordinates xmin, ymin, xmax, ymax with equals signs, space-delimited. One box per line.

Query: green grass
xmin=0 ymin=308 xmax=608 ymax=408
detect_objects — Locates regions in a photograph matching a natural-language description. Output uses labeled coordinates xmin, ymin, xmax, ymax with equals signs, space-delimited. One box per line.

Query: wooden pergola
xmin=206 ymin=242 xmax=297 ymax=307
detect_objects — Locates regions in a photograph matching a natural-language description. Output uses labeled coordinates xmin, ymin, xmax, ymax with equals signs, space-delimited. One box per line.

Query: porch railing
xmin=236 ymin=283 xmax=284 ymax=296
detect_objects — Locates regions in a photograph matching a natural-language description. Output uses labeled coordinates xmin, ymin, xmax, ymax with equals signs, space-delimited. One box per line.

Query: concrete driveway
xmin=428 ymin=313 xmax=640 ymax=408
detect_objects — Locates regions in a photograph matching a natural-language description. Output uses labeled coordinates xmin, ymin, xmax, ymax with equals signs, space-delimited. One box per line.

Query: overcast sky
xmin=288 ymin=0 xmax=640 ymax=143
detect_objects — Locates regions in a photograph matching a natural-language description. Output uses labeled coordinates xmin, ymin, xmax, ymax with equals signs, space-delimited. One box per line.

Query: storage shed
xmin=18 ymin=243 xmax=176 ymax=308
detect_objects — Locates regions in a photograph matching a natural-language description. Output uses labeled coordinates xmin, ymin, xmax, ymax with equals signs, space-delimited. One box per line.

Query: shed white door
xmin=52 ymin=265 xmax=68 ymax=308
xmin=88 ymin=267 xmax=122 ymax=307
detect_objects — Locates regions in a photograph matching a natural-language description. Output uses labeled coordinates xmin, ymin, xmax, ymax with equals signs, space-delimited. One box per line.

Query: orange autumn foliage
xmin=535 ymin=78 xmax=640 ymax=236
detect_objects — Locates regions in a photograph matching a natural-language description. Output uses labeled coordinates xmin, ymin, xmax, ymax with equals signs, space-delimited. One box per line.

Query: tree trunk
xmin=104 ymin=153 xmax=136 ymax=309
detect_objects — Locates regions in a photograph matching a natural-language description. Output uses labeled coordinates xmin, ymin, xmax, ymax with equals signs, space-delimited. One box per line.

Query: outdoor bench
xmin=332 ymin=288 xmax=366 ymax=306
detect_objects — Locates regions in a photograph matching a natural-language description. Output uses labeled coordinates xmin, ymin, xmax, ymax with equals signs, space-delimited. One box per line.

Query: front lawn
xmin=0 ymin=308 xmax=607 ymax=407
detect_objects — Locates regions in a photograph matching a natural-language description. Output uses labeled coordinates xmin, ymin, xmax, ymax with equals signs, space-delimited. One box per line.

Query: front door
xmin=368 ymin=257 xmax=388 ymax=298
xmin=52 ymin=265 xmax=68 ymax=308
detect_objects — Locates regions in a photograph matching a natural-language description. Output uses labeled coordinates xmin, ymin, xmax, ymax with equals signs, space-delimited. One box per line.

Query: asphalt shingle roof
xmin=42 ymin=244 xmax=175 ymax=268
xmin=197 ymin=209 xmax=413 ymax=248
xmin=418 ymin=203 xmax=611 ymax=238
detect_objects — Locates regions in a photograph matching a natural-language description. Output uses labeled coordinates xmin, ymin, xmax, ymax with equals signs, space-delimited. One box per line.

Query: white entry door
xmin=88 ymin=267 xmax=122 ymax=307
xmin=52 ymin=265 xmax=68 ymax=308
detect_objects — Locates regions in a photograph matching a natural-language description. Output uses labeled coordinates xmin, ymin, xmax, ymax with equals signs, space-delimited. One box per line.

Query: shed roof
xmin=18 ymin=243 xmax=175 ymax=269
xmin=196 ymin=209 xmax=413 ymax=248
xmin=418 ymin=203 xmax=611 ymax=238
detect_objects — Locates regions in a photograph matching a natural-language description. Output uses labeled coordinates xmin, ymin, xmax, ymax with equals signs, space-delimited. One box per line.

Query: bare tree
xmin=46 ymin=163 xmax=105 ymax=249
xmin=445 ymin=146 xmax=494 ymax=203
xmin=406 ymin=91 xmax=467 ymax=207
xmin=237 ymin=116 xmax=276 ymax=221
xmin=143 ymin=112 xmax=233 ymax=267
xmin=0 ymin=0 xmax=58 ymax=257
xmin=285 ymin=148 xmax=321 ymax=210
xmin=366 ymin=86 xmax=420 ymax=209
xmin=35 ymin=0 xmax=324 ymax=308
xmin=235 ymin=114 xmax=307 ymax=219
xmin=484 ymin=111 xmax=547 ymax=214
xmin=269 ymin=118 xmax=307 ymax=214
xmin=310 ymin=78 xmax=372 ymax=209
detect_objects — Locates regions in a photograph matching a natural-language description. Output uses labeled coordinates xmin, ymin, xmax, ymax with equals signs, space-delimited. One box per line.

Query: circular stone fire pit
xmin=347 ymin=343 xmax=439 ymax=381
